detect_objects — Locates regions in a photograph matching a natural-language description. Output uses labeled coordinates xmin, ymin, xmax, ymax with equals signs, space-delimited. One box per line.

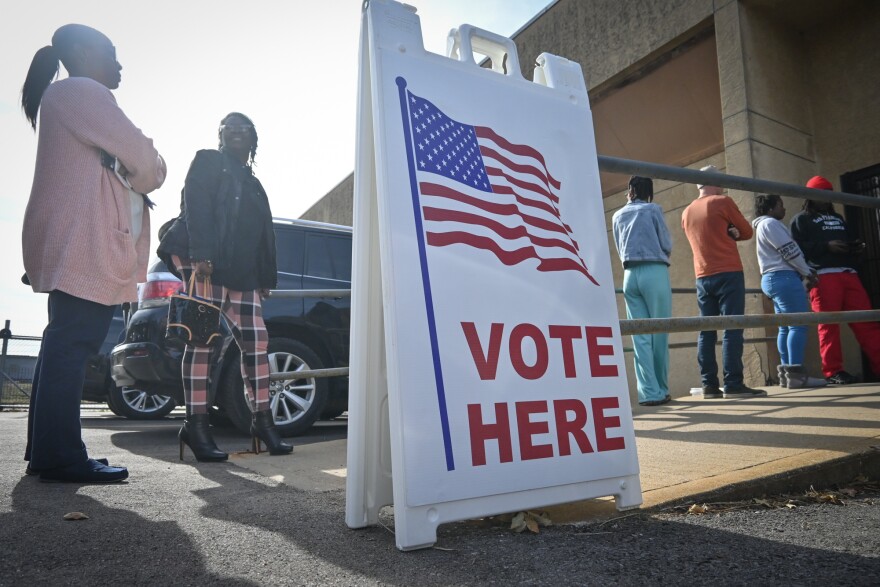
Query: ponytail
xmin=21 ymin=24 xmax=109 ymax=130
xmin=21 ymin=45 xmax=61 ymax=130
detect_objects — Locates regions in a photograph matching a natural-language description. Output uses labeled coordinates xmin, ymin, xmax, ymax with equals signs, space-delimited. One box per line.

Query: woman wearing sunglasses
xmin=159 ymin=113 xmax=292 ymax=461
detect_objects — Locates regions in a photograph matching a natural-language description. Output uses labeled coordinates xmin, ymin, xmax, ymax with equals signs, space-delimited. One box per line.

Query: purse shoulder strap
xmin=187 ymin=271 xmax=212 ymax=296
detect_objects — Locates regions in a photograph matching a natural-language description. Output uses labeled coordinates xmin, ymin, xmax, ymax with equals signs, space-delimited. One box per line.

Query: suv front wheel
xmin=219 ymin=337 xmax=329 ymax=437
xmin=106 ymin=386 xmax=176 ymax=419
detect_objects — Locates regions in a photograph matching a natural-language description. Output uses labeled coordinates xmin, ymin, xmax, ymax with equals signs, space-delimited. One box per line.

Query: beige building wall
xmin=808 ymin=2 xmax=880 ymax=181
xmin=301 ymin=174 xmax=354 ymax=226
xmin=302 ymin=0 xmax=880 ymax=397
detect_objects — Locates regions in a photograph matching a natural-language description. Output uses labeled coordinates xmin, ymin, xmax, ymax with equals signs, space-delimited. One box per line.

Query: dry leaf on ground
xmin=510 ymin=512 xmax=527 ymax=533
xmin=509 ymin=511 xmax=553 ymax=534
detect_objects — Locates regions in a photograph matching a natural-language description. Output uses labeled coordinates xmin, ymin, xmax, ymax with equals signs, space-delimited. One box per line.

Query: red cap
xmin=806 ymin=175 xmax=833 ymax=190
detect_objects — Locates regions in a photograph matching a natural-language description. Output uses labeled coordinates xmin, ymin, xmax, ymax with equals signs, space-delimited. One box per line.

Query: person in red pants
xmin=790 ymin=175 xmax=880 ymax=384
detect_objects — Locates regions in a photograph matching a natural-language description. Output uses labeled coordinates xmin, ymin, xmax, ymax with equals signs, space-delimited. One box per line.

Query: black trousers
xmin=25 ymin=291 xmax=115 ymax=470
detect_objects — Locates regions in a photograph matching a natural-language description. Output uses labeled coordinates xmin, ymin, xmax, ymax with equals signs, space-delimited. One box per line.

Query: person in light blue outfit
xmin=611 ymin=176 xmax=673 ymax=406
xmin=752 ymin=194 xmax=826 ymax=389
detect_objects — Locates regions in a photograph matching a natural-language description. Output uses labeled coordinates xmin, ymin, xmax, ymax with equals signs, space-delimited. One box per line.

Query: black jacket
xmin=158 ymin=149 xmax=277 ymax=290
xmin=789 ymin=209 xmax=857 ymax=270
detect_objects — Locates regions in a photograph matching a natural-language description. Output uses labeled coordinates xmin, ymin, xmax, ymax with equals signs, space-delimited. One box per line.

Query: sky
xmin=0 ymin=0 xmax=551 ymax=336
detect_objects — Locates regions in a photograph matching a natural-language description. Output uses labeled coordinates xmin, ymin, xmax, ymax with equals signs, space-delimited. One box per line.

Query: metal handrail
xmin=616 ymin=288 xmax=763 ymax=295
xmin=597 ymin=155 xmax=880 ymax=208
xmin=264 ymin=158 xmax=880 ymax=382
xmin=280 ymin=287 xmax=765 ymax=297
xmin=620 ymin=309 xmax=880 ymax=336
xmin=240 ymin=274 xmax=880 ymax=380
xmin=623 ymin=336 xmax=776 ymax=354
xmin=269 ymin=289 xmax=352 ymax=299
xmin=269 ymin=366 xmax=350 ymax=382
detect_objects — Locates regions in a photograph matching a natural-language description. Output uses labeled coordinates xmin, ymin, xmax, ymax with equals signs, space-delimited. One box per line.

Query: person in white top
xmin=752 ymin=194 xmax=825 ymax=388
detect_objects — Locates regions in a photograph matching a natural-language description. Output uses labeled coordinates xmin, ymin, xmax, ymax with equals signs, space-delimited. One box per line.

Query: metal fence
xmin=0 ymin=322 xmax=40 ymax=406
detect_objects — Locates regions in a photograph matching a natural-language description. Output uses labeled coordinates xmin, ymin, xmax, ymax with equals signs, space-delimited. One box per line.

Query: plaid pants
xmin=173 ymin=257 xmax=270 ymax=415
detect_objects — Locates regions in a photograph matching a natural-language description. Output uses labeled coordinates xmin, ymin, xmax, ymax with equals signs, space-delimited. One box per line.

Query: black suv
xmin=111 ymin=218 xmax=352 ymax=436
xmin=83 ymin=304 xmax=177 ymax=419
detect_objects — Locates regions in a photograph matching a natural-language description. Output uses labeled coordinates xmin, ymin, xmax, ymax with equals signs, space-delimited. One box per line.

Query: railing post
xmin=0 ymin=320 xmax=10 ymax=410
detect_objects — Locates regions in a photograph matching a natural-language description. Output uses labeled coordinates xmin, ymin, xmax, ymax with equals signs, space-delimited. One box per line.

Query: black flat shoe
xmin=39 ymin=458 xmax=128 ymax=484
xmin=26 ymin=457 xmax=109 ymax=476
xmin=639 ymin=395 xmax=672 ymax=407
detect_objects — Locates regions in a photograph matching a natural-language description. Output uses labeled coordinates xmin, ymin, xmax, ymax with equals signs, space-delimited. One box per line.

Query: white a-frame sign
xmin=346 ymin=0 xmax=642 ymax=551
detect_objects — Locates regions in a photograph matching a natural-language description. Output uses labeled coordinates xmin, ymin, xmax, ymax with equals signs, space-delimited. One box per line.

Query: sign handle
xmin=446 ymin=24 xmax=523 ymax=79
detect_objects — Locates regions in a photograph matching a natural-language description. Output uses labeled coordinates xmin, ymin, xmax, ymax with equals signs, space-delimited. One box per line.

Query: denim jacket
xmin=611 ymin=200 xmax=672 ymax=266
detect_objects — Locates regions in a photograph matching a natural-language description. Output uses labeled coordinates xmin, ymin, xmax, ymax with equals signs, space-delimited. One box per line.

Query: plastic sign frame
xmin=346 ymin=0 xmax=642 ymax=551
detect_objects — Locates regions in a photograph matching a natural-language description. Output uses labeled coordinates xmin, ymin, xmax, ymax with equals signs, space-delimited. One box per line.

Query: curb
xmin=648 ymin=446 xmax=880 ymax=510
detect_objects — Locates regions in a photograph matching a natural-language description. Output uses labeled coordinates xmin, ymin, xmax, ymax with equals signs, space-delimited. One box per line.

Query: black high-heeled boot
xmin=179 ymin=413 xmax=228 ymax=462
xmin=250 ymin=410 xmax=293 ymax=455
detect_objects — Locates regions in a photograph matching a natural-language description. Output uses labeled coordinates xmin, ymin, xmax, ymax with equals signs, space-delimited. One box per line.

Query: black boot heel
xmin=251 ymin=435 xmax=262 ymax=455
xmin=179 ymin=414 xmax=228 ymax=462
xmin=250 ymin=410 xmax=292 ymax=456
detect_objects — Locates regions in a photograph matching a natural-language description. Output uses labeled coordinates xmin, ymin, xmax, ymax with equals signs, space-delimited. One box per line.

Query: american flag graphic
xmin=404 ymin=90 xmax=598 ymax=286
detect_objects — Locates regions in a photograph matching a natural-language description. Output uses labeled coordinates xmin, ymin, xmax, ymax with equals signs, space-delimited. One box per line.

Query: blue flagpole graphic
xmin=395 ymin=76 xmax=455 ymax=471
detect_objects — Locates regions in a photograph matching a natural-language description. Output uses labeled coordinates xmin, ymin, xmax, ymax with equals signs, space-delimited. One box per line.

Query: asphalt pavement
xmin=0 ymin=382 xmax=878 ymax=586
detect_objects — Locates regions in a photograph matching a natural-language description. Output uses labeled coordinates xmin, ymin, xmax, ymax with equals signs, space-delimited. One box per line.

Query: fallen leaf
xmin=529 ymin=511 xmax=553 ymax=527
xmin=785 ymin=503 xmax=797 ymax=509
xmin=525 ymin=517 xmax=539 ymax=534
xmin=753 ymin=498 xmax=773 ymax=508
xmin=508 ymin=511 xmax=552 ymax=534
xmin=510 ymin=512 xmax=527 ymax=533
xmin=817 ymin=493 xmax=844 ymax=505
xmin=688 ymin=504 xmax=709 ymax=515
xmin=63 ymin=512 xmax=89 ymax=521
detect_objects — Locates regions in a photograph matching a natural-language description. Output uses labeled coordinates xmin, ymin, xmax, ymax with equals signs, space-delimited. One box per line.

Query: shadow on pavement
xmin=84 ymin=416 xmax=880 ymax=584
xmin=0 ymin=477 xmax=258 ymax=586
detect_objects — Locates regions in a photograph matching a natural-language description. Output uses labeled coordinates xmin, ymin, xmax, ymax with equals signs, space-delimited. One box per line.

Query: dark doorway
xmin=842 ymin=163 xmax=880 ymax=382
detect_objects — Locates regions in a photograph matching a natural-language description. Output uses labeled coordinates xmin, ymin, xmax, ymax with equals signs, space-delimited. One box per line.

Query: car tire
xmin=106 ymin=393 xmax=125 ymax=417
xmin=321 ymin=387 xmax=348 ymax=420
xmin=219 ymin=337 xmax=329 ymax=437
xmin=106 ymin=385 xmax=176 ymax=420
xmin=321 ymin=408 xmax=346 ymax=420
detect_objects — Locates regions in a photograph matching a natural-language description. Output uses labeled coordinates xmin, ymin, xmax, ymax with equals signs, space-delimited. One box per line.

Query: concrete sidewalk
xmin=232 ymin=382 xmax=880 ymax=521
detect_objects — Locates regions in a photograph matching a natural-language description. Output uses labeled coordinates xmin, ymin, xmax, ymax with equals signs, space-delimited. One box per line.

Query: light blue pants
xmin=623 ymin=263 xmax=672 ymax=402
xmin=761 ymin=270 xmax=809 ymax=365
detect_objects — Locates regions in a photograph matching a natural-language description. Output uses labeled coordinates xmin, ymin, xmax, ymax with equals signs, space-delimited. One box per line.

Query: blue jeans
xmin=25 ymin=291 xmax=115 ymax=470
xmin=761 ymin=270 xmax=809 ymax=365
xmin=696 ymin=271 xmax=745 ymax=389
xmin=623 ymin=263 xmax=671 ymax=402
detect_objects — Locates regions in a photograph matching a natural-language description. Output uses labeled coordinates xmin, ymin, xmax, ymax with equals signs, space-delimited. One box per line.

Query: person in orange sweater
xmin=682 ymin=165 xmax=766 ymax=399
xmin=21 ymin=24 xmax=166 ymax=483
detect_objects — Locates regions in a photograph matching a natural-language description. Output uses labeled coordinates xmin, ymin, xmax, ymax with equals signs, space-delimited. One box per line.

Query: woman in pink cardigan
xmin=21 ymin=24 xmax=166 ymax=483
